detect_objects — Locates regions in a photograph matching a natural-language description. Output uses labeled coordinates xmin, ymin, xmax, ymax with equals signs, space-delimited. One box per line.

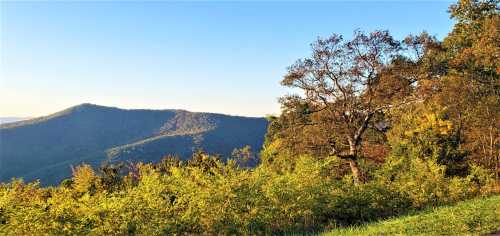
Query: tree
xmin=71 ymin=164 xmax=98 ymax=194
xmin=279 ymin=30 xmax=419 ymax=183
xmin=425 ymin=0 xmax=500 ymax=178
xmin=446 ymin=0 xmax=499 ymax=87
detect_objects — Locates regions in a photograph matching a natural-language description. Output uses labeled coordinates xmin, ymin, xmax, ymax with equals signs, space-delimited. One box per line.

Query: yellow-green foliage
xmin=380 ymin=105 xmax=496 ymax=208
xmin=72 ymin=164 xmax=98 ymax=194
xmin=381 ymin=157 xmax=475 ymax=208
xmin=1 ymin=150 xmax=494 ymax=235
xmin=0 ymin=155 xmax=334 ymax=234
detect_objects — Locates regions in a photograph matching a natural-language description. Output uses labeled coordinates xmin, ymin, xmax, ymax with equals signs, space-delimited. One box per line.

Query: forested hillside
xmin=0 ymin=104 xmax=268 ymax=185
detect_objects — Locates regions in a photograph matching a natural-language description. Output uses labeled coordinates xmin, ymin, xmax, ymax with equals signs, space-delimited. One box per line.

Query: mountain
xmin=0 ymin=104 xmax=268 ymax=185
xmin=0 ymin=117 xmax=31 ymax=124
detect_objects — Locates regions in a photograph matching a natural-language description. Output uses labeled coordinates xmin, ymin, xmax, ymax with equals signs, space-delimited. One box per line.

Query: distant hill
xmin=0 ymin=104 xmax=268 ymax=185
xmin=0 ymin=117 xmax=31 ymax=124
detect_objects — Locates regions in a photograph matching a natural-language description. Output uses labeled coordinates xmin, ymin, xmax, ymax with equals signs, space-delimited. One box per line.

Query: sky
xmin=1 ymin=1 xmax=455 ymax=118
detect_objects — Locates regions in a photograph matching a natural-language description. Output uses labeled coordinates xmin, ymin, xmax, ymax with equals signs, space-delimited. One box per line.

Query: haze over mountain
xmin=0 ymin=117 xmax=31 ymax=124
xmin=0 ymin=104 xmax=268 ymax=185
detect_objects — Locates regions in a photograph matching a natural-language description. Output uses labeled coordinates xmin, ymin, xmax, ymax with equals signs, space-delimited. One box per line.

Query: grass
xmin=323 ymin=195 xmax=500 ymax=236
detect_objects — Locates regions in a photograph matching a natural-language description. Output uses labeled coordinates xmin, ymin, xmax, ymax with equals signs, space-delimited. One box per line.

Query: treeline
xmin=0 ymin=0 xmax=498 ymax=234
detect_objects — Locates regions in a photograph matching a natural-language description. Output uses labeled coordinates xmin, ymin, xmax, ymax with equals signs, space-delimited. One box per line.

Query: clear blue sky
xmin=1 ymin=1 xmax=455 ymax=117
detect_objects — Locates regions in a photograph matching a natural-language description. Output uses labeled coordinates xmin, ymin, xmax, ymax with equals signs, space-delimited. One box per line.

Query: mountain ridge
xmin=0 ymin=103 xmax=268 ymax=185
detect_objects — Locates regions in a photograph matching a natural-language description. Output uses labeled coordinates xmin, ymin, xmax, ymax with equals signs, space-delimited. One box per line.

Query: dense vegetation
xmin=0 ymin=151 xmax=497 ymax=234
xmin=324 ymin=195 xmax=500 ymax=236
xmin=0 ymin=0 xmax=498 ymax=234
xmin=0 ymin=104 xmax=267 ymax=185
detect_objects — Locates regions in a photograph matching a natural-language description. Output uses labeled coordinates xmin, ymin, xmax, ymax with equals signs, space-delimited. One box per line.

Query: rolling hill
xmin=0 ymin=104 xmax=268 ymax=185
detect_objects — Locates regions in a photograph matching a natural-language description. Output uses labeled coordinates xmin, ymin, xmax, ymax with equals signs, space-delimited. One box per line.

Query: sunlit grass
xmin=324 ymin=195 xmax=500 ymax=236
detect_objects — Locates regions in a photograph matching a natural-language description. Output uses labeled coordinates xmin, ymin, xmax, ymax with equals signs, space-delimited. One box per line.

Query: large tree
xmin=279 ymin=30 xmax=423 ymax=183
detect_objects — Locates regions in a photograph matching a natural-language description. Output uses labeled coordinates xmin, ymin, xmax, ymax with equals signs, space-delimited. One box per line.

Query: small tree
xmin=71 ymin=164 xmax=98 ymax=194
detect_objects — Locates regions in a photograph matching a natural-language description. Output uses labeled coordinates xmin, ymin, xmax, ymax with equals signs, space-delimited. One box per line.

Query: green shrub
xmin=326 ymin=183 xmax=412 ymax=226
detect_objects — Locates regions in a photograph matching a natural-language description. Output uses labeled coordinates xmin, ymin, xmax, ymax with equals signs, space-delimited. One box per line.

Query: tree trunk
xmin=347 ymin=143 xmax=365 ymax=184
xmin=347 ymin=159 xmax=364 ymax=184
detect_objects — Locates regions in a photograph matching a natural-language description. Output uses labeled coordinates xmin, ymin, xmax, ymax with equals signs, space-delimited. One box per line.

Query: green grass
xmin=324 ymin=195 xmax=500 ymax=236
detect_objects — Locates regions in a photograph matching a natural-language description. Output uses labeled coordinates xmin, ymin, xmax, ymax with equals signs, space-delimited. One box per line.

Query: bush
xmin=326 ymin=183 xmax=412 ymax=226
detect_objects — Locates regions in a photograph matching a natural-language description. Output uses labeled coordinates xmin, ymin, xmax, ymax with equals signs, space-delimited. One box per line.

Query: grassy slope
xmin=324 ymin=195 xmax=500 ymax=236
